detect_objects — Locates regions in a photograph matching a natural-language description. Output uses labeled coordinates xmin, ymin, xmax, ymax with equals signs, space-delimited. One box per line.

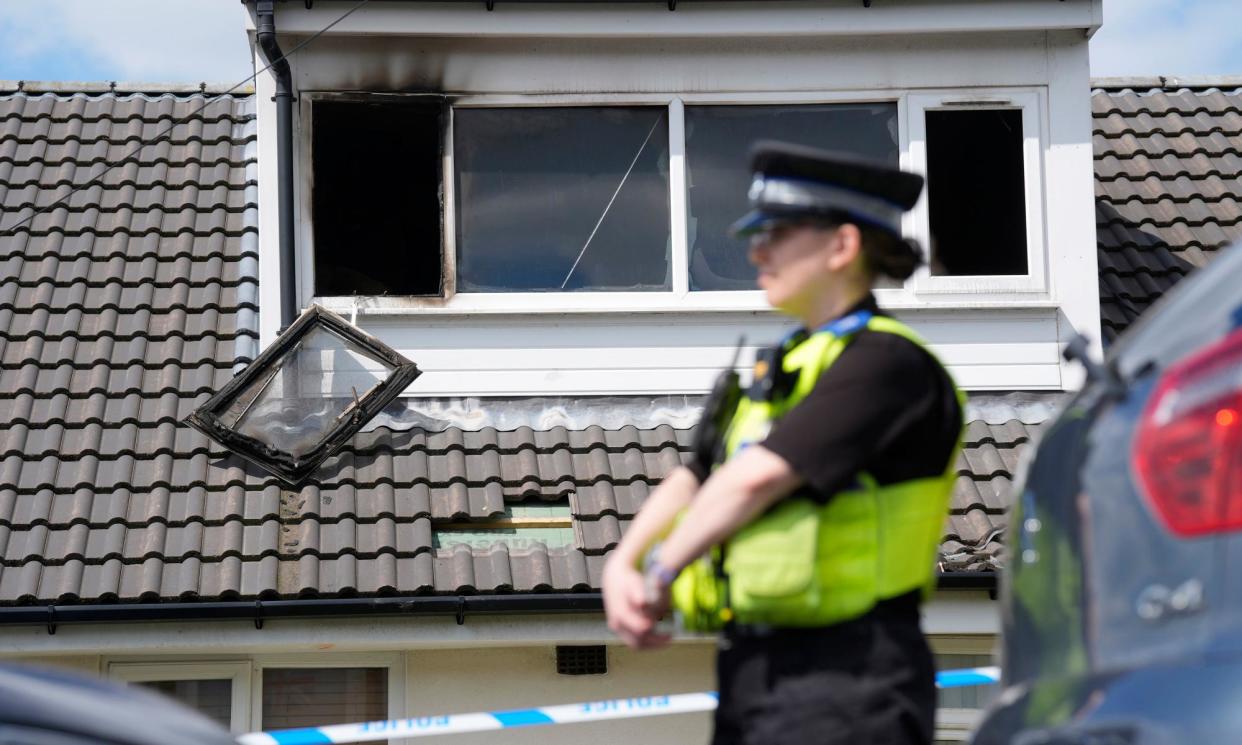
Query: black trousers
xmin=710 ymin=611 xmax=936 ymax=745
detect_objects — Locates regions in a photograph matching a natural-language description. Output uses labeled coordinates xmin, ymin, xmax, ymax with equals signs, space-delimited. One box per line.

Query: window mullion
xmin=668 ymin=98 xmax=689 ymax=297
xmin=905 ymin=94 xmax=933 ymax=289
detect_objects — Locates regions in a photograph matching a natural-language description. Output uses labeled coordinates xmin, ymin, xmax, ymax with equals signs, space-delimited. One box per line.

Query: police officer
xmin=602 ymin=141 xmax=964 ymax=745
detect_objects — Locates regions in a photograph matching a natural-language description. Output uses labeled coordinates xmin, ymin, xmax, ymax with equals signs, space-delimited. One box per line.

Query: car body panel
xmin=973 ymin=655 xmax=1242 ymax=745
xmin=0 ymin=664 xmax=236 ymax=745
xmin=975 ymin=243 xmax=1242 ymax=742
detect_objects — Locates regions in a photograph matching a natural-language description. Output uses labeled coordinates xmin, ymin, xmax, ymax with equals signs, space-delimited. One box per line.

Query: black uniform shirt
xmin=688 ymin=293 xmax=962 ymax=501
xmin=691 ymin=294 xmax=960 ymax=744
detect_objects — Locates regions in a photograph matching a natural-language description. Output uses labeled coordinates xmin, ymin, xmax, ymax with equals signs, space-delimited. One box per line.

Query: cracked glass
xmin=188 ymin=306 xmax=421 ymax=484
xmin=220 ymin=326 xmax=391 ymax=458
xmin=454 ymin=106 xmax=671 ymax=292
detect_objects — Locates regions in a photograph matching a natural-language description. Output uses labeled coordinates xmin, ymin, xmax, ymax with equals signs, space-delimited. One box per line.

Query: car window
xmin=1111 ymin=243 xmax=1242 ymax=380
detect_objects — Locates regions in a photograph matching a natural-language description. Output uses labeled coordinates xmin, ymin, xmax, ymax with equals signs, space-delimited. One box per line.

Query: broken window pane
xmin=454 ymin=106 xmax=671 ymax=292
xmin=684 ymin=103 xmax=899 ymax=291
xmin=926 ymin=108 xmax=1028 ymax=276
xmin=188 ymin=306 xmax=421 ymax=484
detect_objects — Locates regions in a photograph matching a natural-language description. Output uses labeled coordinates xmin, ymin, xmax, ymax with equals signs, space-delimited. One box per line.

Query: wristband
xmin=643 ymin=549 xmax=680 ymax=593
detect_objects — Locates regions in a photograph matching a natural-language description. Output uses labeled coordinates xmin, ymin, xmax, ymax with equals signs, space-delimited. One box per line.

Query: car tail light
xmin=1133 ymin=327 xmax=1242 ymax=537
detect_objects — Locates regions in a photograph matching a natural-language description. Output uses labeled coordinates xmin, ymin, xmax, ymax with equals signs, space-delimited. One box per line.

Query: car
xmin=0 ymin=663 xmax=237 ymax=745
xmin=971 ymin=241 xmax=1242 ymax=745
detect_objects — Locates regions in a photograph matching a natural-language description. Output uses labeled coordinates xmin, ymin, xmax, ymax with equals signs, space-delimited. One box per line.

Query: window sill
xmin=314 ymin=293 xmax=1061 ymax=318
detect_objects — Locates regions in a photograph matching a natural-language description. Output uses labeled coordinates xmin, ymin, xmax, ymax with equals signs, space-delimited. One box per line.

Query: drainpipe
xmin=254 ymin=0 xmax=298 ymax=329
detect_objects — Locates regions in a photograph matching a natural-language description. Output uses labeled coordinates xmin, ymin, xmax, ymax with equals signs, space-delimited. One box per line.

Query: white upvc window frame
xmin=105 ymin=654 xmax=405 ymax=736
xmin=106 ymin=660 xmax=252 ymax=734
xmin=302 ymin=87 xmax=1051 ymax=316
xmin=249 ymin=652 xmax=406 ymax=734
xmin=929 ymin=635 xmax=1000 ymax=742
xmin=905 ymin=88 xmax=1050 ymax=297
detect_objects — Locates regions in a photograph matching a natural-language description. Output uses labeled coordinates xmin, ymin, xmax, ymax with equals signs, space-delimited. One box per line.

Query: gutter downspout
xmin=255 ymin=0 xmax=298 ymax=329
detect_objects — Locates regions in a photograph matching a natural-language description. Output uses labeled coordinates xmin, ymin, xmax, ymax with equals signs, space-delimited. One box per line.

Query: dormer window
xmin=303 ymin=97 xmax=926 ymax=306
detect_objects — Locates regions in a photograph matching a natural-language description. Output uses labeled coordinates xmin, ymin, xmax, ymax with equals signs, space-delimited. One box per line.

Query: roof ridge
xmin=0 ymin=81 xmax=255 ymax=96
xmin=1092 ymin=75 xmax=1242 ymax=92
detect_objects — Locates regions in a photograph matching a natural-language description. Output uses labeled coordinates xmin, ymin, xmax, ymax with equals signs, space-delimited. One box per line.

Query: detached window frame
xmin=905 ymin=89 xmax=1049 ymax=296
xmin=186 ymin=305 xmax=421 ymax=484
xmin=107 ymin=661 xmax=252 ymax=734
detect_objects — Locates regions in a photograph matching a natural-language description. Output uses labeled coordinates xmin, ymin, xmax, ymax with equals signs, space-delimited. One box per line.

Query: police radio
xmin=690 ymin=337 xmax=746 ymax=470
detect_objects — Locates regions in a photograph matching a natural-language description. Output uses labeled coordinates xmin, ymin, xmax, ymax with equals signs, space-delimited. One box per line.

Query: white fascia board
xmin=272 ymin=0 xmax=1099 ymax=39
xmin=1046 ymin=30 xmax=1102 ymax=387
xmin=0 ymin=593 xmax=997 ymax=656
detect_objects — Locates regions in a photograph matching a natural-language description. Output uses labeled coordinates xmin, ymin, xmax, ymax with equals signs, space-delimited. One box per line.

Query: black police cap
xmin=730 ymin=140 xmax=925 ymax=238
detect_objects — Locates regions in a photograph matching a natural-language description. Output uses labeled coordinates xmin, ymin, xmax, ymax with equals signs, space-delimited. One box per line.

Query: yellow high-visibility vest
xmin=671 ymin=314 xmax=964 ymax=631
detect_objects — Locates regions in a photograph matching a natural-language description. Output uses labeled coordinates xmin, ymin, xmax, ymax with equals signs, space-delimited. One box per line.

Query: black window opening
xmin=925 ymin=108 xmax=1029 ymax=276
xmin=684 ymin=103 xmax=900 ymax=291
xmin=454 ymin=106 xmax=672 ymax=293
xmin=187 ymin=306 xmax=421 ymax=484
xmin=312 ymin=98 xmax=444 ymax=297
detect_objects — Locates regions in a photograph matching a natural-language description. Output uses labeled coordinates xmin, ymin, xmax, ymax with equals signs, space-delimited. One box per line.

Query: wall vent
xmin=556 ymin=645 xmax=608 ymax=675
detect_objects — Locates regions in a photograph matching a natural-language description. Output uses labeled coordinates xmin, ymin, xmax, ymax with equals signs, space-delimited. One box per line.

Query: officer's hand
xmin=641 ymin=576 xmax=672 ymax=625
xmin=603 ymin=557 xmax=671 ymax=650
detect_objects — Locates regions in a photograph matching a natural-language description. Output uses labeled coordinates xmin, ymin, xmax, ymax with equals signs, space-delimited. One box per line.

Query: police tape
xmin=238 ymin=666 xmax=999 ymax=745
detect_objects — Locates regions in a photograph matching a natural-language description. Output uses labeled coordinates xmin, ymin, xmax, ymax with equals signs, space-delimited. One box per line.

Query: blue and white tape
xmin=238 ymin=667 xmax=1000 ymax=745
xmin=935 ymin=666 xmax=1002 ymax=688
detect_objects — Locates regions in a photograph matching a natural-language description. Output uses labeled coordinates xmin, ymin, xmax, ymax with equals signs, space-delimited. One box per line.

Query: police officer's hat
xmin=729 ymin=141 xmax=925 ymax=239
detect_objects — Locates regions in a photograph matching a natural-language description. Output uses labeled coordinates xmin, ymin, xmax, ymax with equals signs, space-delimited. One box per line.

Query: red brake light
xmin=1133 ymin=327 xmax=1242 ymax=537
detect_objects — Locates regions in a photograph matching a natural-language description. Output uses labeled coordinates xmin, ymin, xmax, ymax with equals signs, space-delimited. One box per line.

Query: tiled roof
xmin=0 ymin=86 xmax=1024 ymax=606
xmin=943 ymin=420 xmax=1029 ymax=572
xmin=1093 ymin=77 xmax=1242 ymax=342
xmin=0 ymin=416 xmax=1024 ymax=602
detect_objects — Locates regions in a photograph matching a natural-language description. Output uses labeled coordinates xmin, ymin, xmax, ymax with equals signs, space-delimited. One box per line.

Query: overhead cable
xmin=0 ymin=0 xmax=372 ymax=237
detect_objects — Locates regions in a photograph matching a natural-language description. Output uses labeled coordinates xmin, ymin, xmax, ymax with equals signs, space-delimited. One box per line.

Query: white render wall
xmin=5 ymin=591 xmax=998 ymax=743
xmin=250 ymin=4 xmax=1102 ymax=394
xmin=9 ymin=646 xmax=716 ymax=745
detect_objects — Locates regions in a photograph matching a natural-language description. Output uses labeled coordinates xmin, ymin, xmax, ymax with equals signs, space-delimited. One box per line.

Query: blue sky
xmin=0 ymin=1 xmax=1240 ymax=85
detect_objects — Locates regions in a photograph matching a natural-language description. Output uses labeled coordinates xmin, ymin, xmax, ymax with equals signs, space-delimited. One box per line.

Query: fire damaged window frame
xmin=298 ymin=88 xmax=1053 ymax=316
xmin=185 ymin=305 xmax=422 ymax=485
xmin=296 ymin=91 xmax=455 ymax=302
xmin=905 ymin=89 xmax=1050 ymax=296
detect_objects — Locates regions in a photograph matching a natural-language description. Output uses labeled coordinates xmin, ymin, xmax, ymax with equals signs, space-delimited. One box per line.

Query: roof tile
xmin=0 ymin=88 xmax=1029 ymax=604
xmin=1093 ymin=83 xmax=1242 ymax=341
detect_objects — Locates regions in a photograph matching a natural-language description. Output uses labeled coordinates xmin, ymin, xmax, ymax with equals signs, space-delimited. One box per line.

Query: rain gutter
xmin=0 ymin=594 xmax=605 ymax=634
xmin=0 ymin=574 xmax=996 ymax=632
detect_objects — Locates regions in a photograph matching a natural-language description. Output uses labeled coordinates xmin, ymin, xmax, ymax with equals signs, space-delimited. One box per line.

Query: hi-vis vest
xmin=670 ymin=312 xmax=965 ymax=632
